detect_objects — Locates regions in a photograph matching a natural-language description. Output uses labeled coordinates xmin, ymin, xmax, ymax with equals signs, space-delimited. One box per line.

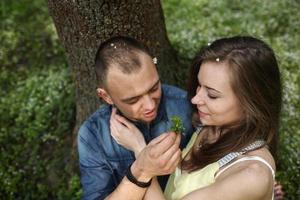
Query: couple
xmin=78 ymin=36 xmax=283 ymax=200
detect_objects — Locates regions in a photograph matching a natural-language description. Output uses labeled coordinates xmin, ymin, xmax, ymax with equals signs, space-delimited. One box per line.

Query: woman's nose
xmin=191 ymin=90 xmax=205 ymax=105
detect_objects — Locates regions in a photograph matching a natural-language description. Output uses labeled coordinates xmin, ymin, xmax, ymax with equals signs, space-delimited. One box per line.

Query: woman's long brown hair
xmin=182 ymin=36 xmax=282 ymax=172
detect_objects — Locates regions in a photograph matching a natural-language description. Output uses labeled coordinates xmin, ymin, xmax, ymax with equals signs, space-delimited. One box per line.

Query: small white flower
xmin=207 ymin=42 xmax=211 ymax=46
xmin=153 ymin=57 xmax=158 ymax=64
xmin=110 ymin=43 xmax=114 ymax=47
xmin=216 ymin=58 xmax=220 ymax=62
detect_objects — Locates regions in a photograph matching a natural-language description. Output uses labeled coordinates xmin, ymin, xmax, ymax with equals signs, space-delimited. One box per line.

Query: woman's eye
xmin=208 ymin=94 xmax=218 ymax=99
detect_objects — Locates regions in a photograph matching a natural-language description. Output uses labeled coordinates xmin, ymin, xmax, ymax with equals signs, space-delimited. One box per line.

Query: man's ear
xmin=96 ymin=88 xmax=113 ymax=105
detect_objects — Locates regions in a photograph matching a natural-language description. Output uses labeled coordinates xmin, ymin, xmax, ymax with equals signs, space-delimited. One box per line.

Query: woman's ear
xmin=96 ymin=88 xmax=113 ymax=105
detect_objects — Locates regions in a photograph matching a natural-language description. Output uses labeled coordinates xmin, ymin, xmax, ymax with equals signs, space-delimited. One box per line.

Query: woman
xmin=111 ymin=36 xmax=282 ymax=200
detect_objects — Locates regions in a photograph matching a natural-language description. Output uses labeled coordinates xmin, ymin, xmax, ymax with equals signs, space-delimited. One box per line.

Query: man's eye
xmin=126 ymin=99 xmax=138 ymax=104
xmin=150 ymin=86 xmax=158 ymax=93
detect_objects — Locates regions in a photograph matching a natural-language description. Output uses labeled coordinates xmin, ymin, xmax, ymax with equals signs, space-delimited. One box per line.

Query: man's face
xmin=100 ymin=53 xmax=162 ymax=123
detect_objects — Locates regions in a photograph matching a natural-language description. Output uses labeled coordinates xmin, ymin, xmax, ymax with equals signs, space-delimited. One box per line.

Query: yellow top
xmin=164 ymin=132 xmax=219 ymax=200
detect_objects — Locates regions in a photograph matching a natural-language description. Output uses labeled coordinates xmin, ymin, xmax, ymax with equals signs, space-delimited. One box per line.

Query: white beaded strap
xmin=194 ymin=123 xmax=204 ymax=134
xmin=218 ymin=140 xmax=265 ymax=168
xmin=216 ymin=155 xmax=275 ymax=179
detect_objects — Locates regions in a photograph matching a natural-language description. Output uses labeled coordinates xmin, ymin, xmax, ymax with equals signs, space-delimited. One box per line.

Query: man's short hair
xmin=95 ymin=36 xmax=152 ymax=87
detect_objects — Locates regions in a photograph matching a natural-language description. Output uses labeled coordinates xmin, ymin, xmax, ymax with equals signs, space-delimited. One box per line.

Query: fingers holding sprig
xmin=164 ymin=147 xmax=181 ymax=173
xmin=155 ymin=131 xmax=181 ymax=173
xmin=158 ymin=133 xmax=181 ymax=173
xmin=133 ymin=131 xmax=182 ymax=179
xmin=148 ymin=131 xmax=179 ymax=155
xmin=148 ymin=131 xmax=180 ymax=158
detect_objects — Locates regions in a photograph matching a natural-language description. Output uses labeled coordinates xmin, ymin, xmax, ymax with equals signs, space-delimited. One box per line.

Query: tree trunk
xmin=47 ymin=0 xmax=180 ymax=143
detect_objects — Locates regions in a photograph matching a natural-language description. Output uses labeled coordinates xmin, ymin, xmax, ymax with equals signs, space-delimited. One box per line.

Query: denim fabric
xmin=78 ymin=84 xmax=194 ymax=200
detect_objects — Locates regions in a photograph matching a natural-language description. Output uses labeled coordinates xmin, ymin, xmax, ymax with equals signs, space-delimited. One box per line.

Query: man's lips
xmin=144 ymin=109 xmax=156 ymax=118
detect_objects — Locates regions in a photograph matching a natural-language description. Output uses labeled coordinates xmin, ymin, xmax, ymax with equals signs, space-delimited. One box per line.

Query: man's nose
xmin=143 ymin=95 xmax=155 ymax=110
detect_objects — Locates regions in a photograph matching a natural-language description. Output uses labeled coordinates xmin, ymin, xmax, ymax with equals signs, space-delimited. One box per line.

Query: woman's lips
xmin=198 ymin=110 xmax=209 ymax=118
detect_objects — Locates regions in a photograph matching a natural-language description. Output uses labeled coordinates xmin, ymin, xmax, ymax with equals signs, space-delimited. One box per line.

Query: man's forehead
xmin=108 ymin=63 xmax=140 ymax=76
xmin=106 ymin=65 xmax=159 ymax=99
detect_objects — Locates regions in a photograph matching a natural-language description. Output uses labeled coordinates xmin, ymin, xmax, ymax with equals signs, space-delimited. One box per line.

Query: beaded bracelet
xmin=126 ymin=164 xmax=152 ymax=188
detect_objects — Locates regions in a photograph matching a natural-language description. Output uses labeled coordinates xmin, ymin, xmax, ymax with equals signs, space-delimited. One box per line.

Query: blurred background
xmin=1 ymin=0 xmax=299 ymax=199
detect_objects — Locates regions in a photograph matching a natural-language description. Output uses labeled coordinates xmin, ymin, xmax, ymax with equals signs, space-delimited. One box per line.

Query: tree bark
xmin=47 ymin=0 xmax=180 ymax=142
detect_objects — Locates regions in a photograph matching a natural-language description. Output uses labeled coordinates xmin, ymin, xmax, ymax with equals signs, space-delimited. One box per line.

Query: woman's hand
xmin=110 ymin=107 xmax=146 ymax=157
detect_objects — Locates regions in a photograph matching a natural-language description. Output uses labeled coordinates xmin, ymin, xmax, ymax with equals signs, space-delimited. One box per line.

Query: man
xmin=77 ymin=36 xmax=194 ymax=199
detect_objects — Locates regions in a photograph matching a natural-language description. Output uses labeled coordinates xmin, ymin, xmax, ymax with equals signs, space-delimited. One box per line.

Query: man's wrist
xmin=130 ymin=161 xmax=152 ymax=182
xmin=126 ymin=163 xmax=152 ymax=188
xmin=134 ymin=143 xmax=146 ymax=157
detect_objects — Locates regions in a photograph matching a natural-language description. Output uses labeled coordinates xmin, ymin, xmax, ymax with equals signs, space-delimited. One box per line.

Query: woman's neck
xmin=201 ymin=126 xmax=221 ymax=144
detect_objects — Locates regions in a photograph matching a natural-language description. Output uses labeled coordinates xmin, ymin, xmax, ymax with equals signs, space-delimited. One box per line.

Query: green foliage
xmin=163 ymin=0 xmax=300 ymax=59
xmin=0 ymin=0 xmax=80 ymax=199
xmin=1 ymin=0 xmax=299 ymax=199
xmin=0 ymin=67 xmax=78 ymax=199
xmin=163 ymin=0 xmax=300 ymax=199
xmin=1 ymin=0 xmax=64 ymax=72
xmin=170 ymin=116 xmax=185 ymax=134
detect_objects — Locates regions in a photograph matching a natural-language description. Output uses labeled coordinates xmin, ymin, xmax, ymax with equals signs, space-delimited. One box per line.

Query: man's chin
xmin=128 ymin=114 xmax=156 ymax=124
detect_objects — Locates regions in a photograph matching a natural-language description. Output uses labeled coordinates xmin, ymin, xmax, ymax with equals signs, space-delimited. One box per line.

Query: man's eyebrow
xmin=149 ymin=79 xmax=160 ymax=90
xmin=122 ymin=95 xmax=139 ymax=103
xmin=121 ymin=79 xmax=160 ymax=102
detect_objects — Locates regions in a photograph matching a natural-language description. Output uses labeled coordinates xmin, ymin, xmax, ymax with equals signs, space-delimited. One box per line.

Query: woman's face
xmin=191 ymin=61 xmax=243 ymax=126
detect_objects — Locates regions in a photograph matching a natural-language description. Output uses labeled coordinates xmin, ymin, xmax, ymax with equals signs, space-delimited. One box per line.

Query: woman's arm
xmin=182 ymin=160 xmax=274 ymax=200
xmin=143 ymin=178 xmax=166 ymax=200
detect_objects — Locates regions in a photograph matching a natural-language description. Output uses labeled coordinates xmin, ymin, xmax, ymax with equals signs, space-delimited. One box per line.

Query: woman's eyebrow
xmin=204 ymin=85 xmax=221 ymax=94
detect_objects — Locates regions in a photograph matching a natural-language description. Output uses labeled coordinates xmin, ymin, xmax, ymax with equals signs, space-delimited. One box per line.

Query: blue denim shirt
xmin=78 ymin=84 xmax=194 ymax=200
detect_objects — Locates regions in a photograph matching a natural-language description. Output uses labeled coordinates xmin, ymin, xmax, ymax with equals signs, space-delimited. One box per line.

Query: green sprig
xmin=170 ymin=116 xmax=185 ymax=134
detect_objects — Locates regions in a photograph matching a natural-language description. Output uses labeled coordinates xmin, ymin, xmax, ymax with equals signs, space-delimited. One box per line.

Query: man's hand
xmin=130 ymin=132 xmax=181 ymax=182
xmin=110 ymin=107 xmax=146 ymax=156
